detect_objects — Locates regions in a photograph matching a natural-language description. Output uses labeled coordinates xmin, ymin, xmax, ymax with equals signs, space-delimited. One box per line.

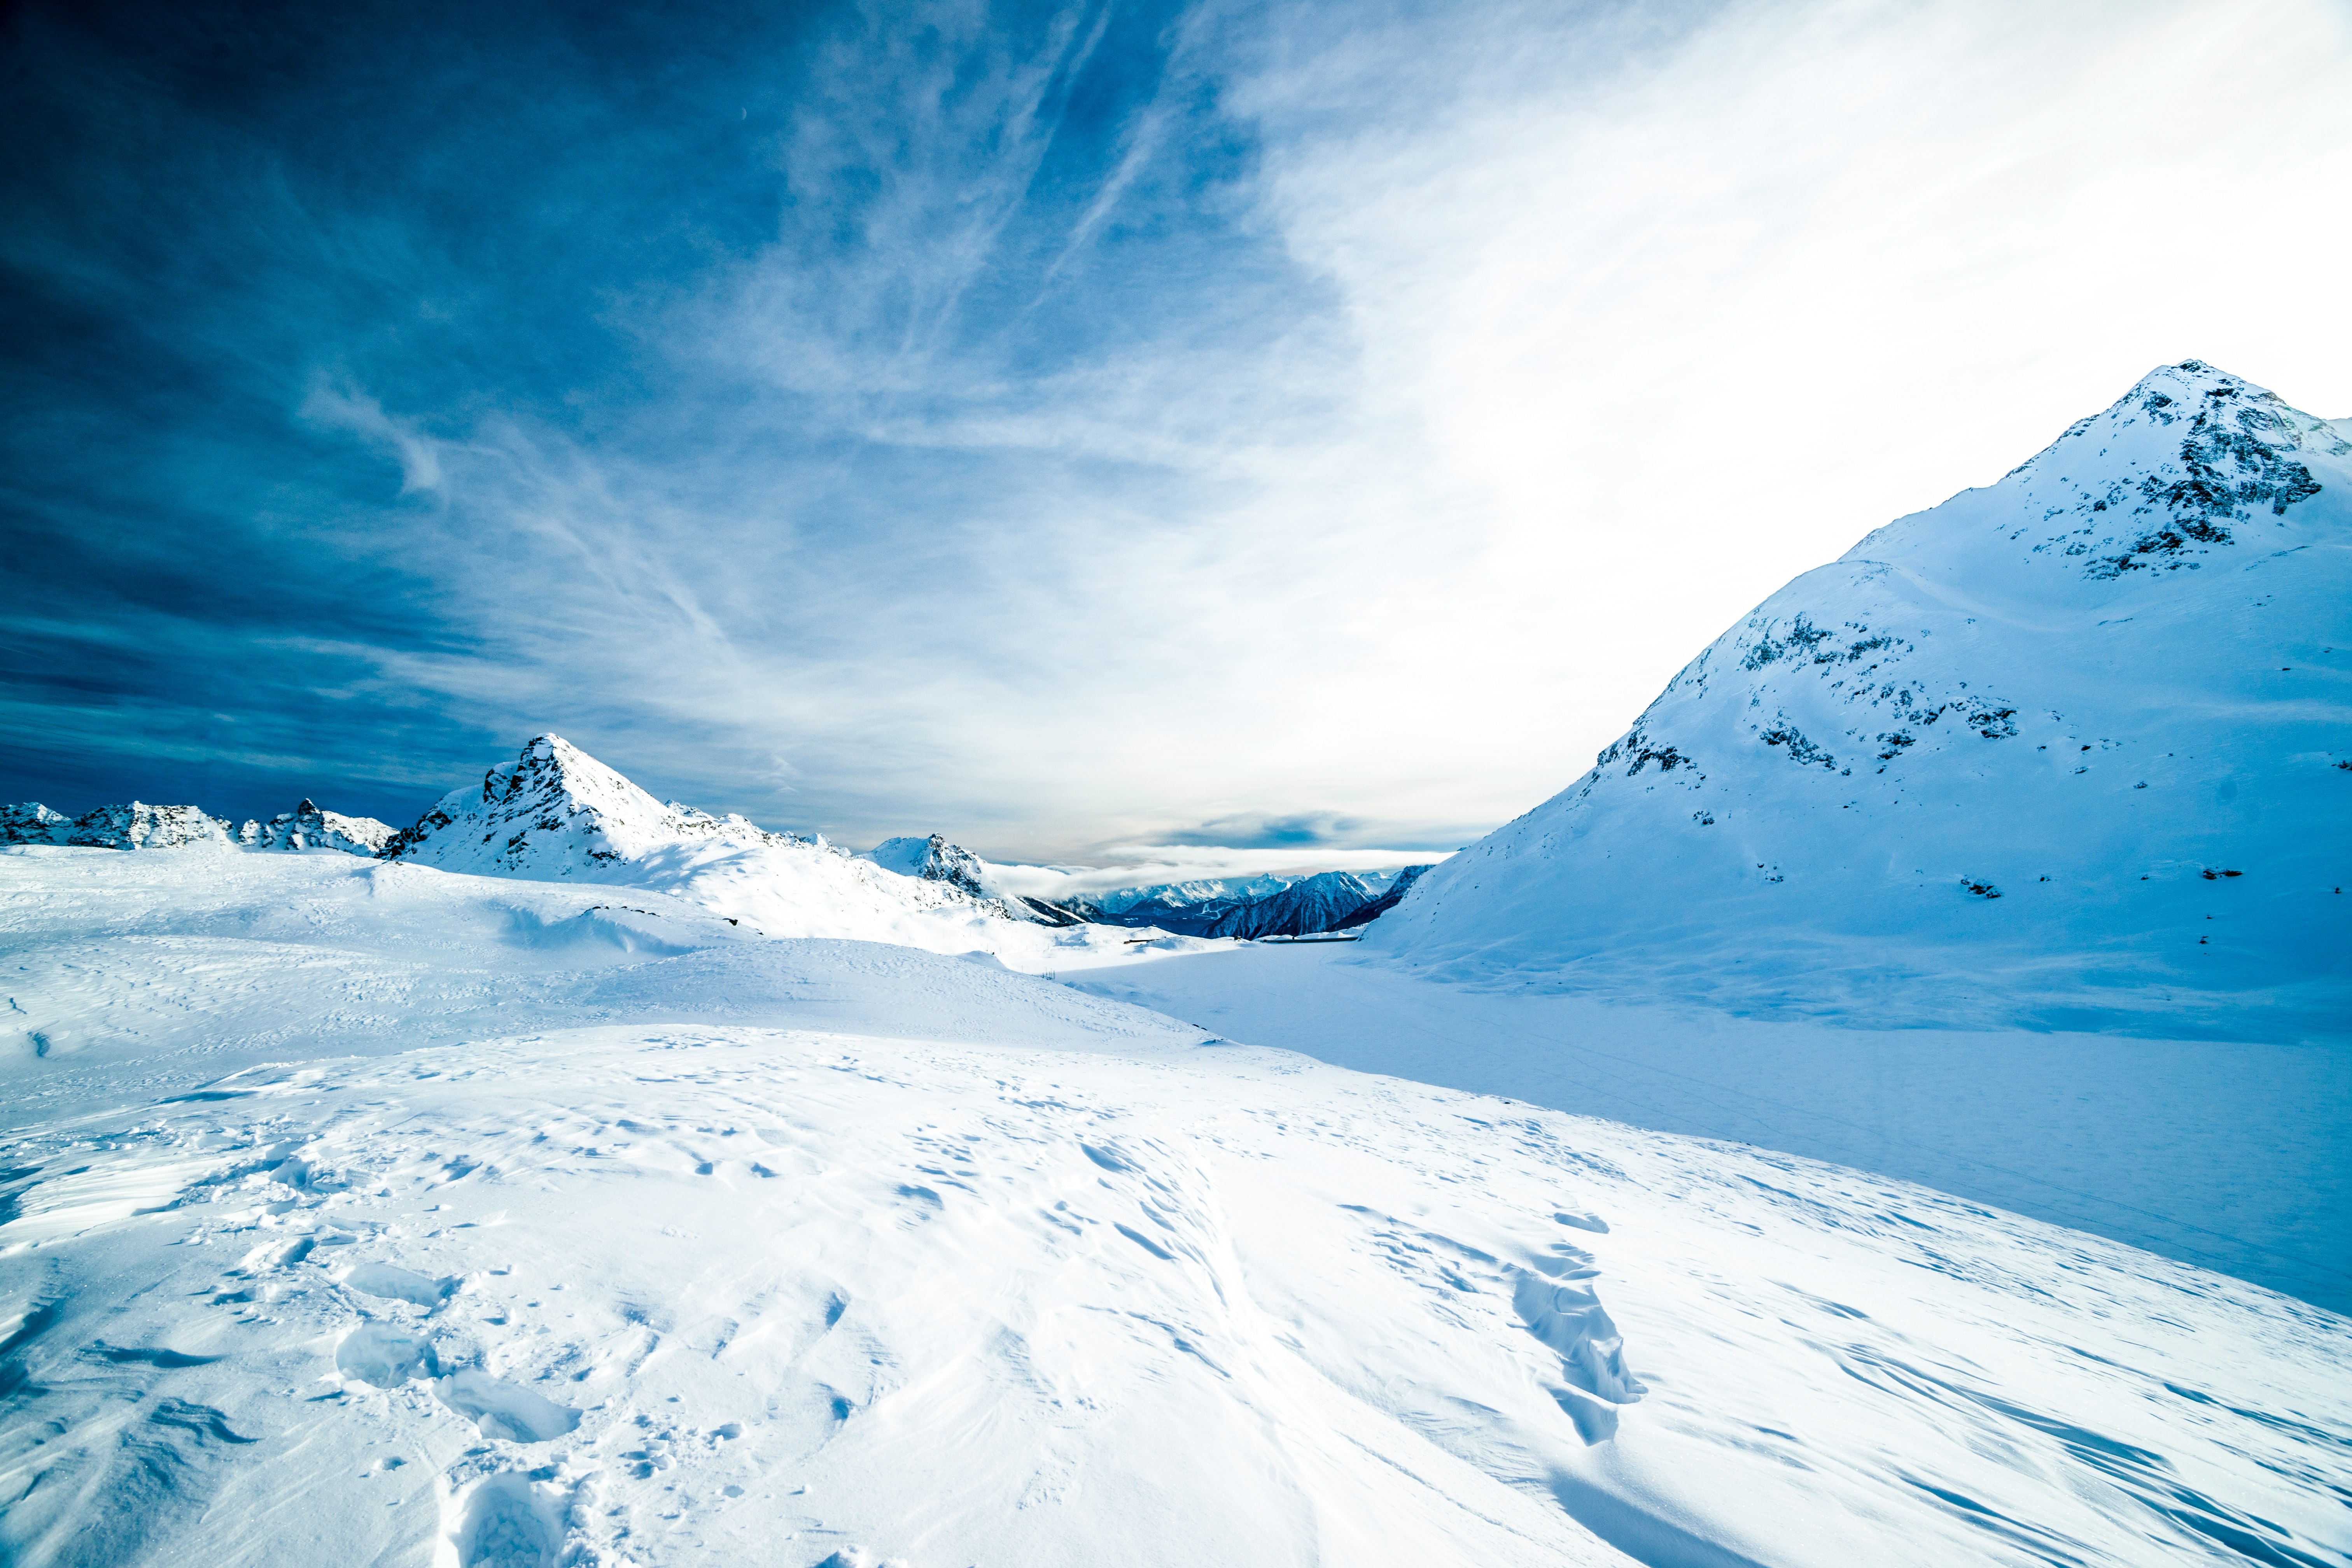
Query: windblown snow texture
xmin=2 ymin=849 xmax=2346 ymax=1567
xmin=1374 ymin=362 xmax=2352 ymax=1038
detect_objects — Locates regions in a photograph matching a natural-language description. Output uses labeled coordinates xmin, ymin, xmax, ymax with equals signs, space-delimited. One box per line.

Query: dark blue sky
xmin=4 ymin=0 xmax=1325 ymax=846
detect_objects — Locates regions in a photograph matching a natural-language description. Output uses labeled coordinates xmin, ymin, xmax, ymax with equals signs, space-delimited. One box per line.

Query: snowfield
xmin=4 ymin=848 xmax=2349 ymax=1568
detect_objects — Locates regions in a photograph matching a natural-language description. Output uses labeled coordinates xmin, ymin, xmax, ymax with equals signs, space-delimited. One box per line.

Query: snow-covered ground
xmin=1061 ymin=943 xmax=2352 ymax=1314
xmin=5 ymin=847 xmax=2349 ymax=1567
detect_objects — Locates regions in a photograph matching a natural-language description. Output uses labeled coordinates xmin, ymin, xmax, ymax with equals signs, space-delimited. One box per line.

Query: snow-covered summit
xmin=0 ymin=803 xmax=69 ymax=845
xmin=1853 ymin=358 xmax=2338 ymax=585
xmin=1372 ymin=362 xmax=2352 ymax=1037
xmin=382 ymin=734 xmax=802 ymax=876
xmin=377 ymin=737 xmax=1170 ymax=962
xmin=862 ymin=833 xmax=1088 ymax=924
xmin=0 ymin=801 xmax=236 ymax=849
xmin=237 ymin=798 xmax=394 ymax=855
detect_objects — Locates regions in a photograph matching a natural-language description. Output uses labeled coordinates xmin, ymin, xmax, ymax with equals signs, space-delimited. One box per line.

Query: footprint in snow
xmin=332 ymin=1324 xmax=580 ymax=1441
xmin=340 ymin=1260 xmax=460 ymax=1309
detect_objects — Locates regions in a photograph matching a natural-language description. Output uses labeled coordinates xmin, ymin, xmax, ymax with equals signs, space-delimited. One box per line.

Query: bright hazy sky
xmin=7 ymin=0 xmax=2349 ymax=859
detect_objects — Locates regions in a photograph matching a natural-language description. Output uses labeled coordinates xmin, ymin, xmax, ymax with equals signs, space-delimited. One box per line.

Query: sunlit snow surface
xmin=3 ymin=849 xmax=2348 ymax=1568
xmin=1377 ymin=362 xmax=2352 ymax=1040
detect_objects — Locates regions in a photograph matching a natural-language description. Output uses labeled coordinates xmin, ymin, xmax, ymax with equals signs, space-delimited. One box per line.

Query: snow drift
xmin=2 ymin=847 xmax=2345 ymax=1568
xmin=1372 ymin=362 xmax=2352 ymax=1039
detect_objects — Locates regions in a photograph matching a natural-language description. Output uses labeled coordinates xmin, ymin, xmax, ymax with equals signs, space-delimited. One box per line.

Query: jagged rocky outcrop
xmin=1371 ymin=362 xmax=2352 ymax=1037
xmin=237 ymin=799 xmax=394 ymax=855
xmin=64 ymin=803 xmax=234 ymax=849
xmin=1331 ymin=863 xmax=1434 ymax=930
xmin=1 ymin=803 xmax=69 ymax=845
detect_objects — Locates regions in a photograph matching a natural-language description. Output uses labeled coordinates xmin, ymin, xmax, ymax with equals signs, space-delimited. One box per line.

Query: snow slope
xmin=1373 ymin=363 xmax=2352 ymax=1039
xmin=380 ymin=737 xmax=1157 ymax=965
xmin=4 ymin=847 xmax=2348 ymax=1567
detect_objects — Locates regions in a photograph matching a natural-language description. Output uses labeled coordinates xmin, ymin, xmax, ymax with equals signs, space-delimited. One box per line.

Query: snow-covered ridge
xmin=3 ymin=798 xmax=394 ymax=854
xmin=237 ymin=798 xmax=395 ymax=854
xmin=380 ymin=734 xmax=814 ymax=876
xmin=373 ymin=737 xmax=1205 ymax=964
xmin=862 ymin=833 xmax=1092 ymax=924
xmin=1 ymin=800 xmax=233 ymax=849
xmin=1374 ymin=361 xmax=2352 ymax=1038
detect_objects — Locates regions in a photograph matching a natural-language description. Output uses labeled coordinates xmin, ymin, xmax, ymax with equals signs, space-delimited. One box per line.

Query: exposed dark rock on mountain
xmin=64 ymin=803 xmax=233 ymax=849
xmin=1 ymin=803 xmax=68 ymax=845
xmin=381 ymin=734 xmax=815 ymax=876
xmin=864 ymin=833 xmax=1088 ymax=925
xmin=1204 ymin=872 xmax=1383 ymax=938
xmin=237 ymin=799 xmax=394 ymax=855
xmin=1330 ymin=863 xmax=1435 ymax=929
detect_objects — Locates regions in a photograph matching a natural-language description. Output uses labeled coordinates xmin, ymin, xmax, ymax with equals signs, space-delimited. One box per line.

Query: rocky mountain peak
xmin=382 ymin=735 xmax=812 ymax=877
xmin=239 ymin=799 xmax=394 ymax=855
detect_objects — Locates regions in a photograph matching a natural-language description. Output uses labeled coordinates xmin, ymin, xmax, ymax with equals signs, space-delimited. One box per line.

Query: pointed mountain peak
xmin=385 ymin=734 xmax=804 ymax=877
xmin=239 ymin=798 xmax=393 ymax=855
xmin=1845 ymin=360 xmax=2340 ymax=583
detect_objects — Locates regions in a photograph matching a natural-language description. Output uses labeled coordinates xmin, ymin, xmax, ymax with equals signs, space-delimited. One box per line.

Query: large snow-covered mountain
xmin=1372 ymin=362 xmax=2352 ymax=1038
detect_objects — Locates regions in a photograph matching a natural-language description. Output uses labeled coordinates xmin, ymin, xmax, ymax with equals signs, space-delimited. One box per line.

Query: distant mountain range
xmin=6 ymin=737 xmax=1424 ymax=942
xmin=0 ymin=798 xmax=392 ymax=853
xmin=856 ymin=838 xmax=1440 ymax=936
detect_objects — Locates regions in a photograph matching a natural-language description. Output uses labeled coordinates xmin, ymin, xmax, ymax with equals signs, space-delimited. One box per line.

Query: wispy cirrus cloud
xmin=5 ymin=0 xmax=2347 ymax=858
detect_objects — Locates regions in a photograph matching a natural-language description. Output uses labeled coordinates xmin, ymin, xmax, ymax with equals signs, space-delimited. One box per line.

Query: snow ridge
xmin=1373 ymin=362 xmax=2352 ymax=1037
xmin=381 ymin=734 xmax=812 ymax=877
xmin=0 ymin=801 xmax=236 ymax=849
xmin=236 ymin=799 xmax=395 ymax=855
xmin=863 ymin=833 xmax=1090 ymax=925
